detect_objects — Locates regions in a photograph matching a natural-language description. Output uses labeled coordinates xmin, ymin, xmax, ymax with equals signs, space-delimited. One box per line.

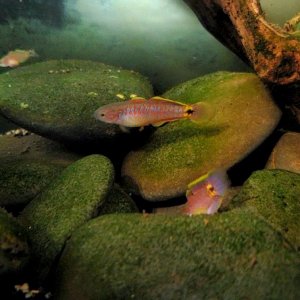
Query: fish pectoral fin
xmin=119 ymin=125 xmax=131 ymax=133
xmin=152 ymin=121 xmax=168 ymax=127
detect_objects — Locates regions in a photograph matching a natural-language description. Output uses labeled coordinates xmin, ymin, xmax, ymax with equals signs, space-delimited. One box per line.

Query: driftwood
xmin=184 ymin=0 xmax=300 ymax=123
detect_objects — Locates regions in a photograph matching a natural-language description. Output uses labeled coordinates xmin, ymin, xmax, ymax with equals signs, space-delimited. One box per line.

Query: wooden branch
xmin=184 ymin=0 xmax=300 ymax=86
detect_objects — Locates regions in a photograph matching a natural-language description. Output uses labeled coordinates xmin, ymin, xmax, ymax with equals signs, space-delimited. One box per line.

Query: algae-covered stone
xmin=19 ymin=154 xmax=114 ymax=278
xmin=0 ymin=134 xmax=80 ymax=206
xmin=266 ymin=131 xmax=300 ymax=173
xmin=0 ymin=60 xmax=153 ymax=143
xmin=122 ymin=72 xmax=281 ymax=201
xmin=232 ymin=169 xmax=300 ymax=250
xmin=54 ymin=211 xmax=300 ymax=300
xmin=0 ymin=208 xmax=29 ymax=276
xmin=99 ymin=184 xmax=138 ymax=215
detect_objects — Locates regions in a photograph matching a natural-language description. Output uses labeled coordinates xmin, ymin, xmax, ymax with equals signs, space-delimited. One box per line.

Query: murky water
xmin=261 ymin=0 xmax=300 ymax=26
xmin=0 ymin=0 xmax=299 ymax=132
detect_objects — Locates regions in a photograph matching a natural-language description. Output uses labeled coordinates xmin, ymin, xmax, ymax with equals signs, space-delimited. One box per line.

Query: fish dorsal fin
xmin=150 ymin=96 xmax=185 ymax=106
xmin=128 ymin=97 xmax=147 ymax=103
xmin=186 ymin=173 xmax=209 ymax=196
xmin=186 ymin=169 xmax=230 ymax=197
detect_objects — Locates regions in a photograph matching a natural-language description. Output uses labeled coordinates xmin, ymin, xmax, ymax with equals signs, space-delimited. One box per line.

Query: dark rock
xmin=0 ymin=134 xmax=80 ymax=206
xmin=0 ymin=208 xmax=29 ymax=277
xmin=19 ymin=154 xmax=114 ymax=278
xmin=99 ymin=184 xmax=139 ymax=215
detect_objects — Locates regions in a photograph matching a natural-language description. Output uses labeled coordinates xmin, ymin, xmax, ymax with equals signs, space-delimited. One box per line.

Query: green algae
xmin=0 ymin=134 xmax=80 ymax=206
xmin=0 ymin=160 xmax=65 ymax=206
xmin=0 ymin=208 xmax=29 ymax=276
xmin=122 ymin=72 xmax=281 ymax=201
xmin=232 ymin=169 xmax=300 ymax=251
xmin=99 ymin=184 xmax=138 ymax=215
xmin=19 ymin=154 xmax=114 ymax=278
xmin=54 ymin=210 xmax=300 ymax=300
xmin=0 ymin=60 xmax=153 ymax=142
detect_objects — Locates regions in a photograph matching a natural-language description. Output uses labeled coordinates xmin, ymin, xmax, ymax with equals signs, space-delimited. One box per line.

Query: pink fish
xmin=94 ymin=97 xmax=214 ymax=128
xmin=0 ymin=49 xmax=38 ymax=68
xmin=184 ymin=170 xmax=230 ymax=215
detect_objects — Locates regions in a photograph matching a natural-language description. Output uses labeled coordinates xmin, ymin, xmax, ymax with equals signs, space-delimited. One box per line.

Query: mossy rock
xmin=0 ymin=208 xmax=29 ymax=277
xmin=266 ymin=131 xmax=300 ymax=173
xmin=0 ymin=60 xmax=153 ymax=143
xmin=19 ymin=154 xmax=114 ymax=278
xmin=122 ymin=72 xmax=281 ymax=201
xmin=54 ymin=211 xmax=300 ymax=300
xmin=231 ymin=169 xmax=300 ymax=250
xmin=98 ymin=184 xmax=139 ymax=215
xmin=0 ymin=134 xmax=80 ymax=206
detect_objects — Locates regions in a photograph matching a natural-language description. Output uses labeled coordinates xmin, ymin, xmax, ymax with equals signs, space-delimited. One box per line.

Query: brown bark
xmin=184 ymin=0 xmax=300 ymax=86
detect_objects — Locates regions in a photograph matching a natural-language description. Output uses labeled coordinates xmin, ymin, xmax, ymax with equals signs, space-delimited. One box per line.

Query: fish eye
xmin=186 ymin=108 xmax=194 ymax=115
xmin=206 ymin=183 xmax=217 ymax=198
xmin=207 ymin=184 xmax=214 ymax=192
xmin=100 ymin=113 xmax=105 ymax=117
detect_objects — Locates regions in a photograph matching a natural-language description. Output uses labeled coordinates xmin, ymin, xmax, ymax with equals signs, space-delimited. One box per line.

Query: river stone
xmin=19 ymin=154 xmax=114 ymax=279
xmin=54 ymin=210 xmax=300 ymax=300
xmin=122 ymin=72 xmax=281 ymax=201
xmin=0 ymin=134 xmax=80 ymax=206
xmin=266 ymin=131 xmax=300 ymax=173
xmin=231 ymin=169 xmax=300 ymax=251
xmin=0 ymin=60 xmax=153 ymax=143
xmin=0 ymin=208 xmax=29 ymax=277
xmin=98 ymin=184 xmax=139 ymax=215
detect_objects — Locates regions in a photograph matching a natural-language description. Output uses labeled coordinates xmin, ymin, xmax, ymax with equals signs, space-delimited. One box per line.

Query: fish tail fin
xmin=189 ymin=102 xmax=215 ymax=124
xmin=29 ymin=49 xmax=38 ymax=57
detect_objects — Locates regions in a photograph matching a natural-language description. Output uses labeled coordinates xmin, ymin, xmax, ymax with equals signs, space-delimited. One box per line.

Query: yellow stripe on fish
xmin=94 ymin=96 xmax=214 ymax=128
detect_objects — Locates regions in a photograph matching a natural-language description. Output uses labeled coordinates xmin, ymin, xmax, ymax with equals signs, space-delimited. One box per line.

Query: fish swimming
xmin=94 ymin=96 xmax=214 ymax=128
xmin=0 ymin=49 xmax=38 ymax=68
xmin=184 ymin=170 xmax=230 ymax=215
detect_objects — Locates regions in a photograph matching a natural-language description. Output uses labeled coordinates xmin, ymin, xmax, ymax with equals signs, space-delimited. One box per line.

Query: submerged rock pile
xmin=0 ymin=60 xmax=299 ymax=299
xmin=122 ymin=72 xmax=281 ymax=200
xmin=0 ymin=60 xmax=153 ymax=143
